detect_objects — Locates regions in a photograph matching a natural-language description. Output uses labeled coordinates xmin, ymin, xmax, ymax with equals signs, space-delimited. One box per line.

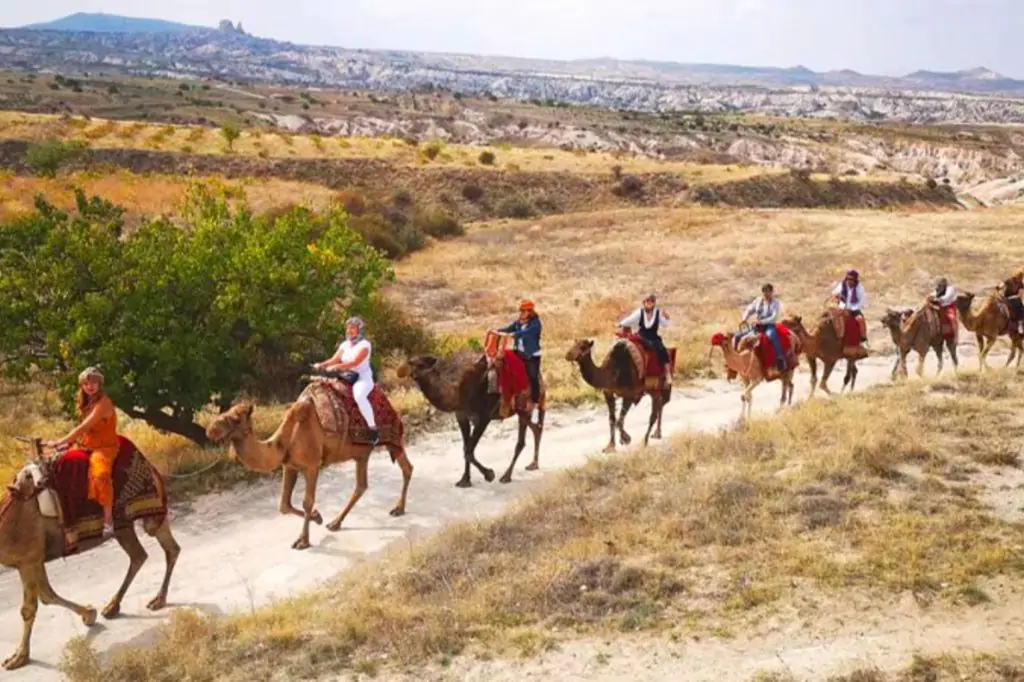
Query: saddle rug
xmin=25 ymin=436 xmax=168 ymax=556
xmin=612 ymin=335 xmax=675 ymax=390
xmin=298 ymin=379 xmax=405 ymax=447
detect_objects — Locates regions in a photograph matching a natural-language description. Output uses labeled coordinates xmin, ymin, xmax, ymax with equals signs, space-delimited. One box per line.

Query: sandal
xmin=102 ymin=523 xmax=115 ymax=539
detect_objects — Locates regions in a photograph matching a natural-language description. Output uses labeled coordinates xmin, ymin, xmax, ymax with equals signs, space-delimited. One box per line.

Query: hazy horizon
xmin=1 ymin=0 xmax=1019 ymax=79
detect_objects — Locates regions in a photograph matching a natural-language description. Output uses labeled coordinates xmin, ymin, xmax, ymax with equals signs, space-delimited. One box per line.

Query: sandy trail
xmin=0 ymin=348 xmax=990 ymax=679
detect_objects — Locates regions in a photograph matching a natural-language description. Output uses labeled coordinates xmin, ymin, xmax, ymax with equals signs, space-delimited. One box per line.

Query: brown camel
xmin=206 ymin=396 xmax=413 ymax=550
xmin=708 ymin=330 xmax=798 ymax=420
xmin=564 ymin=337 xmax=672 ymax=453
xmin=954 ymin=291 xmax=1024 ymax=370
xmin=0 ymin=438 xmax=179 ymax=671
xmin=881 ymin=303 xmax=959 ymax=380
xmin=782 ymin=311 xmax=867 ymax=396
xmin=397 ymin=350 xmax=545 ymax=488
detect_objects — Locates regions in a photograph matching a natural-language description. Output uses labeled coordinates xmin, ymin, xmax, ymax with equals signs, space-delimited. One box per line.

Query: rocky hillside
xmin=4 ymin=25 xmax=1024 ymax=125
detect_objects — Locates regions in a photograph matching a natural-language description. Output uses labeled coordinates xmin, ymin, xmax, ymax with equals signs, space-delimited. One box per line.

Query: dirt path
xmin=0 ymin=347 xmax=996 ymax=679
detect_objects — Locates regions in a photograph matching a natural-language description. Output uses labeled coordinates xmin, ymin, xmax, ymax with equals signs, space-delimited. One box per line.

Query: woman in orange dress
xmin=47 ymin=367 xmax=119 ymax=538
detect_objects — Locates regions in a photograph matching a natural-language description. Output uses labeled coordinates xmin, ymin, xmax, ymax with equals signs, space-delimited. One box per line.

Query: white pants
xmin=351 ymin=377 xmax=376 ymax=429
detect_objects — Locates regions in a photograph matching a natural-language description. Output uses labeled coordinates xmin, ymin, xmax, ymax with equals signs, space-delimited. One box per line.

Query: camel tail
xmin=610 ymin=343 xmax=637 ymax=389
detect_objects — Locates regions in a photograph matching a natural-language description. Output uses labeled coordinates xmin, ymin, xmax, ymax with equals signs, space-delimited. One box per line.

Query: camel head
xmin=398 ymin=355 xmax=440 ymax=382
xmin=955 ymin=291 xmax=975 ymax=310
xmin=564 ymin=339 xmax=595 ymax=363
xmin=206 ymin=402 xmax=255 ymax=445
xmin=881 ymin=308 xmax=912 ymax=331
xmin=780 ymin=315 xmax=807 ymax=337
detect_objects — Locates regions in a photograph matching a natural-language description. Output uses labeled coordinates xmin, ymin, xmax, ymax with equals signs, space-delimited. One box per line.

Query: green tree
xmin=0 ymin=181 xmax=392 ymax=444
xmin=24 ymin=138 xmax=87 ymax=178
xmin=220 ymin=124 xmax=241 ymax=151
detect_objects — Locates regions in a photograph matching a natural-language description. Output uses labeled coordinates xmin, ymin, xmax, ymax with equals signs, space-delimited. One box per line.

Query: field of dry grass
xmin=388 ymin=205 xmax=1024 ymax=399
xmin=0 ymin=111 xmax=772 ymax=181
xmin=57 ymin=370 xmax=1024 ymax=681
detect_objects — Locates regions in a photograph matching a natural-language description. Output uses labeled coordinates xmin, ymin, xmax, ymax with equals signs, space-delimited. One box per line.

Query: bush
xmin=415 ymin=209 xmax=464 ymax=239
xmin=24 ymin=138 xmax=87 ymax=178
xmin=336 ymin=189 xmax=368 ymax=217
xmin=612 ymin=175 xmax=644 ymax=198
xmin=461 ymin=183 xmax=485 ymax=202
xmin=497 ymin=197 xmax=536 ymax=219
xmin=0 ymin=182 xmax=391 ymax=444
xmin=478 ymin=150 xmax=496 ymax=165
xmin=220 ymin=125 xmax=241 ymax=151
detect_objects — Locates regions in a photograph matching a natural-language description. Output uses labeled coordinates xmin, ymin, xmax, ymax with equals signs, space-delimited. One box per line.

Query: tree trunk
xmin=126 ymin=406 xmax=210 ymax=447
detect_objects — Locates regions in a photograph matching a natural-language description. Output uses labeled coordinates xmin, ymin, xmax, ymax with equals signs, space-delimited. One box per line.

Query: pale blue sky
xmin=1 ymin=0 xmax=1018 ymax=78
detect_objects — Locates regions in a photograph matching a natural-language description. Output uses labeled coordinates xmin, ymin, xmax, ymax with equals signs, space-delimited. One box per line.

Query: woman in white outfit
xmin=314 ymin=316 xmax=378 ymax=445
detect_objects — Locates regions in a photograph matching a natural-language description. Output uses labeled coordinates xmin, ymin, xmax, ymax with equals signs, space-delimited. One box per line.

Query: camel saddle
xmin=613 ymin=331 xmax=675 ymax=390
xmin=824 ymin=307 xmax=867 ymax=357
xmin=13 ymin=436 xmax=168 ymax=556
xmin=298 ymin=379 xmax=405 ymax=448
xmin=919 ymin=302 xmax=958 ymax=342
xmin=734 ymin=323 xmax=800 ymax=380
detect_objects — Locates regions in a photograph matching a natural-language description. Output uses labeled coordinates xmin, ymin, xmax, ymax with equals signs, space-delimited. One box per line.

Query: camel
xmin=954 ymin=291 xmax=1024 ymax=371
xmin=206 ymin=392 xmax=413 ymax=550
xmin=564 ymin=338 xmax=672 ymax=453
xmin=782 ymin=311 xmax=867 ymax=396
xmin=0 ymin=437 xmax=179 ymax=671
xmin=708 ymin=329 xmax=798 ymax=420
xmin=881 ymin=303 xmax=959 ymax=380
xmin=397 ymin=349 xmax=545 ymax=488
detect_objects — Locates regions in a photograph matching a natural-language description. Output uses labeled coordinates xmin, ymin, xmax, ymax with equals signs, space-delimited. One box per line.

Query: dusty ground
xmin=0 ymin=350 xmax=950 ymax=681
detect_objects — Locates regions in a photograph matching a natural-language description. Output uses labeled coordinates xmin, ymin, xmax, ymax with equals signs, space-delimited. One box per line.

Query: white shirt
xmin=934 ymin=284 xmax=956 ymax=307
xmin=832 ymin=281 xmax=867 ymax=312
xmin=743 ymin=297 xmax=780 ymax=324
xmin=337 ymin=338 xmax=373 ymax=382
xmin=619 ymin=307 xmax=670 ymax=330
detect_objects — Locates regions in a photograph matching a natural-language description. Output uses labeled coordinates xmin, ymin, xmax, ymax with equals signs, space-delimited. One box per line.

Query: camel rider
xmin=45 ymin=367 xmax=119 ymax=539
xmin=741 ymin=283 xmax=786 ymax=371
xmin=496 ymin=300 xmax=542 ymax=403
xmin=929 ymin=277 xmax=957 ymax=309
xmin=620 ymin=294 xmax=671 ymax=367
xmin=1000 ymin=269 xmax=1024 ymax=335
xmin=832 ymin=269 xmax=868 ymax=345
xmin=315 ymin=316 xmax=378 ymax=446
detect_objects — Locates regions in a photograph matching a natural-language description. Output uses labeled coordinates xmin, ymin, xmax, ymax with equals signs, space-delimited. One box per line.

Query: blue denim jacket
xmin=499 ymin=316 xmax=542 ymax=356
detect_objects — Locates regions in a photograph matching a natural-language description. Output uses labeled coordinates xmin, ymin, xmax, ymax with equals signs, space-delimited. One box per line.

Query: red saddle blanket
xmin=300 ymin=379 xmax=405 ymax=447
xmin=495 ymin=349 xmax=530 ymax=401
xmin=751 ymin=324 xmax=797 ymax=374
xmin=616 ymin=331 xmax=676 ymax=376
xmin=52 ymin=436 xmax=167 ymax=554
xmin=939 ymin=304 xmax=958 ymax=341
xmin=841 ymin=310 xmax=864 ymax=348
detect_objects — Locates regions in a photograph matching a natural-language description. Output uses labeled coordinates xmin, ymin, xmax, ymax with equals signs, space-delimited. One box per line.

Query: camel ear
xmin=242 ymin=403 xmax=254 ymax=419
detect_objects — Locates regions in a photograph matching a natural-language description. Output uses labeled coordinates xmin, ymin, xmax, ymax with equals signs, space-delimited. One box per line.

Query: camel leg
xmin=326 ymin=456 xmax=368 ymax=531
xmin=819 ymin=360 xmax=836 ymax=395
xmin=890 ymin=353 xmax=901 ymax=381
xmin=933 ymin=342 xmax=944 ymax=375
xmin=616 ymin=398 xmax=634 ymax=446
xmin=947 ymin=339 xmax=959 ymax=373
xmin=525 ymin=406 xmax=545 ymax=471
xmin=808 ymin=356 xmax=819 ymax=397
xmin=278 ymin=467 xmax=322 ymax=525
xmin=292 ymin=467 xmax=320 ymax=550
xmin=466 ymin=416 xmax=496 ymax=484
xmin=36 ymin=565 xmax=97 ymax=626
xmin=141 ymin=517 xmax=180 ymax=611
xmin=500 ymin=413 xmax=530 ymax=483
xmin=916 ymin=351 xmax=926 ymax=378
xmin=842 ymin=361 xmax=859 ymax=393
xmin=3 ymin=567 xmax=40 ymax=670
xmin=977 ymin=332 xmax=989 ymax=371
xmin=602 ymin=393 xmax=618 ymax=453
xmin=652 ymin=389 xmax=668 ymax=439
xmin=102 ymin=526 xmax=148 ymax=619
xmin=642 ymin=392 xmax=663 ymax=447
xmin=385 ymin=445 xmax=413 ymax=516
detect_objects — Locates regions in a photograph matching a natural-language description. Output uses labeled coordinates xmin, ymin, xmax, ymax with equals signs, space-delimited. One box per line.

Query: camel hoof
xmin=389 ymin=507 xmax=406 ymax=517
xmin=525 ymin=462 xmax=539 ymax=471
xmin=602 ymin=444 xmax=616 ymax=454
xmin=499 ymin=473 xmax=512 ymax=484
xmin=291 ymin=537 xmax=311 ymax=551
xmin=652 ymin=431 xmax=662 ymax=440
xmin=620 ymin=434 xmax=632 ymax=445
xmin=325 ymin=521 xmax=342 ymax=533
xmin=81 ymin=607 xmax=97 ymax=627
xmin=311 ymin=510 xmax=323 ymax=525
xmin=455 ymin=479 xmax=472 ymax=489
xmin=482 ymin=468 xmax=496 ymax=483
xmin=101 ymin=602 xmax=121 ymax=619
xmin=146 ymin=595 xmax=167 ymax=611
xmin=2 ymin=650 xmax=29 ymax=671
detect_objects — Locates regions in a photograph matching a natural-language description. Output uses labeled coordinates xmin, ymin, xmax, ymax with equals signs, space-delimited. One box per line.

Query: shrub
xmin=461 ymin=183 xmax=485 ymax=202
xmin=612 ymin=175 xmax=644 ymax=198
xmin=24 ymin=138 xmax=87 ymax=178
xmin=478 ymin=150 xmax=496 ymax=165
xmin=336 ymin=189 xmax=368 ymax=217
xmin=415 ymin=210 xmax=464 ymax=239
xmin=497 ymin=197 xmax=536 ymax=219
xmin=0 ymin=182 xmax=391 ymax=443
xmin=220 ymin=125 xmax=241 ymax=151
xmin=421 ymin=140 xmax=444 ymax=161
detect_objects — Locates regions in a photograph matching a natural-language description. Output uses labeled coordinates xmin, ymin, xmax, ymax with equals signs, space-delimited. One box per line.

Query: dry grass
xmin=0 ymin=170 xmax=341 ymax=220
xmin=59 ymin=373 xmax=1024 ymax=681
xmin=388 ymin=205 xmax=1024 ymax=402
xmin=753 ymin=651 xmax=1024 ymax=681
xmin=0 ymin=111 xmax=773 ymax=181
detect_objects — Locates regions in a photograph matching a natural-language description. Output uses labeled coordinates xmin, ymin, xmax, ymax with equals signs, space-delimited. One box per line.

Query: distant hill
xmin=19 ymin=12 xmax=206 ymax=34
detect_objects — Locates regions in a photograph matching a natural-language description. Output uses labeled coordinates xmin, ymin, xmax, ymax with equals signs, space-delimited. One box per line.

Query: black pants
xmin=517 ymin=352 xmax=541 ymax=403
xmin=1010 ymin=297 xmax=1024 ymax=321
xmin=638 ymin=332 xmax=670 ymax=366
